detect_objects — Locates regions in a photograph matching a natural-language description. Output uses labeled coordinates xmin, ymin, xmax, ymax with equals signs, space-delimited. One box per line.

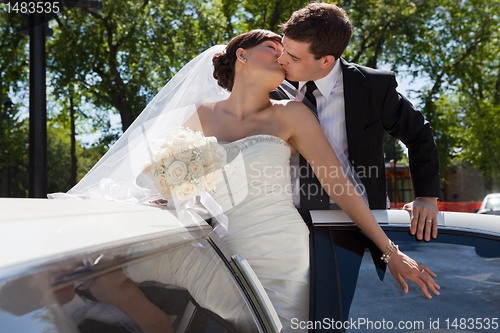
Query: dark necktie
xmin=299 ymin=81 xmax=330 ymax=214
xmin=305 ymin=81 xmax=318 ymax=107
xmin=303 ymin=81 xmax=319 ymax=120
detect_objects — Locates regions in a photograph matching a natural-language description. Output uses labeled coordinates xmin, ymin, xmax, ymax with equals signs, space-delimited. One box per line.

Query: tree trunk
xmin=70 ymin=90 xmax=77 ymax=187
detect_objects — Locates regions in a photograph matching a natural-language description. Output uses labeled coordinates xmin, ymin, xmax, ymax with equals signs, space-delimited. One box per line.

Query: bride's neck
xmin=224 ymin=81 xmax=271 ymax=120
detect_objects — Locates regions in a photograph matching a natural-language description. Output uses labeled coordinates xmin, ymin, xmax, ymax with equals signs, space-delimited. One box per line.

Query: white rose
xmin=159 ymin=140 xmax=170 ymax=149
xmin=171 ymin=130 xmax=196 ymax=145
xmin=174 ymin=182 xmax=198 ymax=200
xmin=200 ymin=145 xmax=213 ymax=167
xmin=155 ymin=147 xmax=175 ymax=167
xmin=188 ymin=160 xmax=204 ymax=179
xmin=204 ymin=165 xmax=222 ymax=191
xmin=153 ymin=176 xmax=172 ymax=199
xmin=166 ymin=161 xmax=187 ymax=184
xmin=213 ymin=144 xmax=227 ymax=165
xmin=142 ymin=160 xmax=156 ymax=178
xmin=174 ymin=144 xmax=193 ymax=163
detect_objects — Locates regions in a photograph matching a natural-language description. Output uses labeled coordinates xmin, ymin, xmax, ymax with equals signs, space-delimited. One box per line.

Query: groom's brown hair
xmin=279 ymin=2 xmax=352 ymax=60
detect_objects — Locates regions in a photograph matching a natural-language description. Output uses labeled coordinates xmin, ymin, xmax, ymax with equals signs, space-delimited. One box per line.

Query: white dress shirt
xmin=291 ymin=60 xmax=348 ymax=207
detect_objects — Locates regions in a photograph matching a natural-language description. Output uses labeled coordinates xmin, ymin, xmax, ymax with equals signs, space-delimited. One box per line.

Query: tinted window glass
xmin=347 ymin=232 xmax=500 ymax=332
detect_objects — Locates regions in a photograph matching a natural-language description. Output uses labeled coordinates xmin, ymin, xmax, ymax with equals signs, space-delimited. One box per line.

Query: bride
xmin=57 ymin=30 xmax=440 ymax=333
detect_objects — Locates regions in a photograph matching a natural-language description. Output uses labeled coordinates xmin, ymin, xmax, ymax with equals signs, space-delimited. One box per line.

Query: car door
xmin=310 ymin=210 xmax=500 ymax=333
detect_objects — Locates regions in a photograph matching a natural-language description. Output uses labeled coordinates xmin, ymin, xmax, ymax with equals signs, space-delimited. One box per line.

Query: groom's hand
xmin=404 ymin=197 xmax=439 ymax=241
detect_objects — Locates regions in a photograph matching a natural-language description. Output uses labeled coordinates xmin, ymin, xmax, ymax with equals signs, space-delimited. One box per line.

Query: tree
xmin=0 ymin=104 xmax=29 ymax=197
xmin=0 ymin=11 xmax=29 ymax=197
xmin=401 ymin=0 xmax=500 ymax=189
xmin=238 ymin=0 xmax=310 ymax=32
xmin=2 ymin=0 xmax=499 ymax=195
xmin=46 ymin=122 xmax=105 ymax=193
xmin=47 ymin=0 xmax=227 ymax=133
xmin=342 ymin=0 xmax=428 ymax=69
xmin=340 ymin=0 xmax=500 ymax=191
xmin=0 ymin=11 xmax=27 ymax=105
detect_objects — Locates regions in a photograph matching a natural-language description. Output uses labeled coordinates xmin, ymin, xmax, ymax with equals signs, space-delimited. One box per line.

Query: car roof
xmin=311 ymin=209 xmax=500 ymax=235
xmin=0 ymin=198 xmax=210 ymax=273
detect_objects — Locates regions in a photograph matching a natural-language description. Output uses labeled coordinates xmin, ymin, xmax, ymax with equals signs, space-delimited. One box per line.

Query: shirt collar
xmin=298 ymin=59 xmax=341 ymax=98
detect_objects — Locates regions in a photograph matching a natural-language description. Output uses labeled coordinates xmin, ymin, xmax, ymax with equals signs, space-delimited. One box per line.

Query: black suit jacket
xmin=271 ymin=59 xmax=441 ymax=209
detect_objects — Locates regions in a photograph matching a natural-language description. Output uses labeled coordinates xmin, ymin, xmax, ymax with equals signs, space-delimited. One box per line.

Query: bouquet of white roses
xmin=142 ymin=127 xmax=227 ymax=201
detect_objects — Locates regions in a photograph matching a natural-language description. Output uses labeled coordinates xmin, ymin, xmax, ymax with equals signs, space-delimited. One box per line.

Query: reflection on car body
xmin=0 ymin=199 xmax=279 ymax=333
xmin=1 ymin=199 xmax=500 ymax=332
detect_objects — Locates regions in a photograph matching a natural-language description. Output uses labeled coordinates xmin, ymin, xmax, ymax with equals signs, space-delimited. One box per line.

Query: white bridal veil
xmin=50 ymin=45 xmax=230 ymax=203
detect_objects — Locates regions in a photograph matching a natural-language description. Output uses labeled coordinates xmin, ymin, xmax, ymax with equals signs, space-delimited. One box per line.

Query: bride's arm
xmin=282 ymin=102 xmax=440 ymax=298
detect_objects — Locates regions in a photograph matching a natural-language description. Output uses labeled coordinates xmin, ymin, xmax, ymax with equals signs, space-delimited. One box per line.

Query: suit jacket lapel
xmin=341 ymin=58 xmax=370 ymax=163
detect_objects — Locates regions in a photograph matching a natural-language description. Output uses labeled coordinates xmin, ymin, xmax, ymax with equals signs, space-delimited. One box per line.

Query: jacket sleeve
xmin=381 ymin=73 xmax=441 ymax=199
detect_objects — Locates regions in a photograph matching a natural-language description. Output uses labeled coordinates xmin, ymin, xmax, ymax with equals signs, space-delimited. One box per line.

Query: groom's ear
xmin=320 ymin=55 xmax=336 ymax=69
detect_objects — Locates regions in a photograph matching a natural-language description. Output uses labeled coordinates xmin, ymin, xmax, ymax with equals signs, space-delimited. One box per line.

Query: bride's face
xmin=242 ymin=40 xmax=285 ymax=84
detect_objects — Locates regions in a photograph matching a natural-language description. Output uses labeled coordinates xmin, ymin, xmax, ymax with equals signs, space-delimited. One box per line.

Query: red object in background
xmin=390 ymin=201 xmax=481 ymax=213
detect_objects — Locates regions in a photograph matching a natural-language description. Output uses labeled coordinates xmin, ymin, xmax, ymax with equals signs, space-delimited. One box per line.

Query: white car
xmin=477 ymin=193 xmax=500 ymax=215
xmin=1 ymin=199 xmax=500 ymax=333
xmin=0 ymin=198 xmax=279 ymax=333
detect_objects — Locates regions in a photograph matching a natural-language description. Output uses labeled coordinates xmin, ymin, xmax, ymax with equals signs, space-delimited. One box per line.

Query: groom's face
xmin=278 ymin=37 xmax=324 ymax=82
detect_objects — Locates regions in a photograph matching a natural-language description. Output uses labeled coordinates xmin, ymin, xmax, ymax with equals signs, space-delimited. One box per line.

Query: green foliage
xmin=238 ymin=0 xmax=311 ymax=32
xmin=0 ymin=106 xmax=29 ymax=197
xmin=459 ymin=100 xmax=500 ymax=190
xmin=46 ymin=123 xmax=105 ymax=193
xmin=383 ymin=132 xmax=405 ymax=163
xmin=341 ymin=0 xmax=500 ymax=189
xmin=47 ymin=0 xmax=228 ymax=132
xmin=0 ymin=10 xmax=29 ymax=197
xmin=0 ymin=11 xmax=29 ymax=196
xmin=409 ymin=0 xmax=500 ymax=188
xmin=0 ymin=11 xmax=28 ymax=98
xmin=342 ymin=0 xmax=425 ymax=68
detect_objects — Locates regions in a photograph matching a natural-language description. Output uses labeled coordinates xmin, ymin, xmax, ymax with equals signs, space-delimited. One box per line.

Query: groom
xmin=272 ymin=3 xmax=441 ymax=241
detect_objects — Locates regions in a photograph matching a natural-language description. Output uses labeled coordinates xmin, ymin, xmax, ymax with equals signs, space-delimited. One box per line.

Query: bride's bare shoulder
xmin=272 ymin=100 xmax=315 ymax=121
xmin=185 ymin=101 xmax=224 ymax=132
xmin=272 ymin=99 xmax=308 ymax=110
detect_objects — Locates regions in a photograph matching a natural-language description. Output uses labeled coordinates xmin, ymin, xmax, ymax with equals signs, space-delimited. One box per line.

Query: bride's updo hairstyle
xmin=213 ymin=29 xmax=282 ymax=91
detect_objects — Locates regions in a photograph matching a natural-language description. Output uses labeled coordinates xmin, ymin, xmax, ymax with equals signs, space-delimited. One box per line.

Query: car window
xmin=485 ymin=197 xmax=500 ymax=210
xmin=347 ymin=231 xmax=500 ymax=332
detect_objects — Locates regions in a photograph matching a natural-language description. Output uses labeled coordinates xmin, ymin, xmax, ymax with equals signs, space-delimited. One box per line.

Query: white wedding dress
xmin=124 ymin=135 xmax=310 ymax=332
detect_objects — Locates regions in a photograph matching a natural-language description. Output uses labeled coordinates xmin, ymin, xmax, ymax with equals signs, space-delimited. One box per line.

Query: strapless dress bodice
xmin=210 ymin=135 xmax=294 ymax=213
